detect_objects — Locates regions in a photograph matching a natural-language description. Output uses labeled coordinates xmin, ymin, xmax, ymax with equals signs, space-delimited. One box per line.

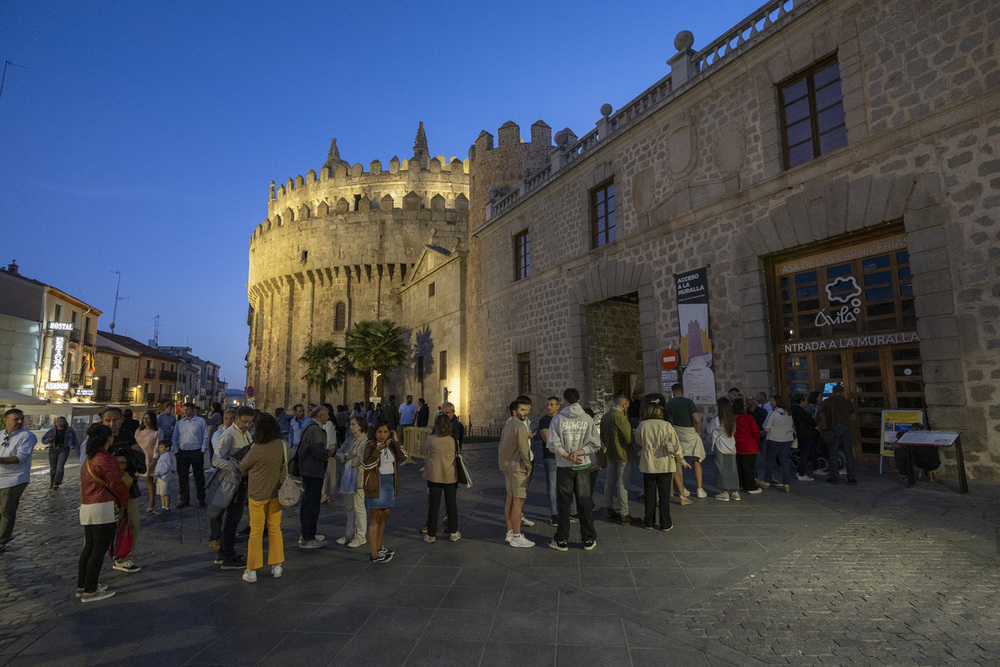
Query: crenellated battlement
xmin=249 ymin=191 xmax=470 ymax=243
xmin=266 ymin=124 xmax=470 ymax=227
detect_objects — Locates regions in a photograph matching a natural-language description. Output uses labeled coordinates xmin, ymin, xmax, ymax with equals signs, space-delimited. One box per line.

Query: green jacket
xmin=600 ymin=408 xmax=634 ymax=463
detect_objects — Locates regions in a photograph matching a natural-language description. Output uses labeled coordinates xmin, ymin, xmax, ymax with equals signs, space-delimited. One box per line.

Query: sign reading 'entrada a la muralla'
xmin=780 ymin=331 xmax=920 ymax=353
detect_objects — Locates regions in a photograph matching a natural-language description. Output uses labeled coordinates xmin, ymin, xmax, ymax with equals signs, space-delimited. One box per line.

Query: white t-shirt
xmin=378 ymin=445 xmax=396 ymax=474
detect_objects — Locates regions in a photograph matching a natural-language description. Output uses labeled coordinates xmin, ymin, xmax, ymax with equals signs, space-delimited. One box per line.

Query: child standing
xmin=154 ymin=441 xmax=175 ymax=513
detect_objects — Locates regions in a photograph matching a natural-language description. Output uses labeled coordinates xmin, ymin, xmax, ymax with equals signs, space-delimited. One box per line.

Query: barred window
xmin=518 ymin=352 xmax=531 ymax=395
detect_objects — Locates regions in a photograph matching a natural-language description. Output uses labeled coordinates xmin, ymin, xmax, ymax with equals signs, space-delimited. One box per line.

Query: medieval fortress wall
xmin=247 ymin=128 xmax=470 ymax=409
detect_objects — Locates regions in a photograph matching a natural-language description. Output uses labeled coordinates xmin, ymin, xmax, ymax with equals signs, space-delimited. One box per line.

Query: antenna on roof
xmin=109 ymin=270 xmax=128 ymax=331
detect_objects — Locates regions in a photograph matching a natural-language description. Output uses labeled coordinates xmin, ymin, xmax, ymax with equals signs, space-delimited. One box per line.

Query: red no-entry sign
xmin=661 ymin=349 xmax=678 ymax=370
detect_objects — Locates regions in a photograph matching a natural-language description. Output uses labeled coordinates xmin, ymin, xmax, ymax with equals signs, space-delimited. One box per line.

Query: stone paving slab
xmin=1 ymin=443 xmax=997 ymax=665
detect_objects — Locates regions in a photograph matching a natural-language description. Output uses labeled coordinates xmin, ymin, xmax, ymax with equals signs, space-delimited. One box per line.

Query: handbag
xmin=454 ymin=441 xmax=472 ymax=488
xmin=277 ymin=443 xmax=302 ymax=507
xmin=110 ymin=514 xmax=133 ymax=560
xmin=340 ymin=463 xmax=358 ymax=494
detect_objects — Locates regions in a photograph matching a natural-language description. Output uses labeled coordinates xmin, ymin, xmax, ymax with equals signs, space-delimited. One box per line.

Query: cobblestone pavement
xmin=0 ymin=443 xmax=997 ymax=666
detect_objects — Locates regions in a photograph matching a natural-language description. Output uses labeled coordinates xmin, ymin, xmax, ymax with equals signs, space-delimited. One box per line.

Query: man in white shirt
xmin=172 ymin=402 xmax=210 ymax=508
xmin=0 ymin=409 xmax=37 ymax=553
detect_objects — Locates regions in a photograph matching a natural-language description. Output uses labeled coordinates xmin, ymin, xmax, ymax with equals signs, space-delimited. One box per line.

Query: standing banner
xmin=879 ymin=410 xmax=925 ymax=473
xmin=675 ymin=268 xmax=715 ymax=404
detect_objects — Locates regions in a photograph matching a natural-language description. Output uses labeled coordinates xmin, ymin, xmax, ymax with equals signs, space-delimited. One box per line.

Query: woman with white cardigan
xmin=335 ymin=416 xmax=368 ymax=548
xmin=761 ymin=395 xmax=796 ymax=493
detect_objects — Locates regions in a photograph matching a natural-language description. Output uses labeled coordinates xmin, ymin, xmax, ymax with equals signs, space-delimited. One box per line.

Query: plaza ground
xmin=1 ymin=443 xmax=998 ymax=666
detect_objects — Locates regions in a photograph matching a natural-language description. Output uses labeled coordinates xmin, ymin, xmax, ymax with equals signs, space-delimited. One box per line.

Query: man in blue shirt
xmin=0 ymin=409 xmax=37 ymax=553
xmin=288 ymin=404 xmax=307 ymax=452
xmin=172 ymin=402 xmax=209 ymax=508
xmin=157 ymin=402 xmax=176 ymax=441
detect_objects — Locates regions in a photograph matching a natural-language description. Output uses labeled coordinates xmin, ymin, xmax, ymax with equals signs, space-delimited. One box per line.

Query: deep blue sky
xmin=1 ymin=0 xmax=760 ymax=387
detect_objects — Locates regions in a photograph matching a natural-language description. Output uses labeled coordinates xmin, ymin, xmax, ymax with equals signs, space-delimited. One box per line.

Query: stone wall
xmin=582 ymin=299 xmax=643 ymax=413
xmin=470 ymin=0 xmax=1000 ymax=475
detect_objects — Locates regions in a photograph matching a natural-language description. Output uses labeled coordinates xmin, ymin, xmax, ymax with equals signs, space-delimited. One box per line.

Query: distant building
xmin=157 ymin=346 xmax=227 ymax=410
xmin=0 ymin=261 xmax=102 ymax=403
xmin=96 ymin=331 xmax=181 ymax=407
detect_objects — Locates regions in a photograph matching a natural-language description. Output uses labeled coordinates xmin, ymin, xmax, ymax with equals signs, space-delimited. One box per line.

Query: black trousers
xmin=427 ymin=482 xmax=458 ymax=537
xmin=176 ymin=449 xmax=206 ymax=503
xmin=299 ymin=475 xmax=324 ymax=541
xmin=78 ymin=522 xmax=116 ymax=592
xmin=555 ymin=467 xmax=596 ymax=544
xmin=736 ymin=453 xmax=760 ymax=491
xmin=220 ymin=481 xmax=248 ymax=559
xmin=642 ymin=473 xmax=672 ymax=529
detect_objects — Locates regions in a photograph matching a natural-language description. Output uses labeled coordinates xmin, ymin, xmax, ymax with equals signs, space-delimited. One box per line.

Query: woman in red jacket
xmin=78 ymin=423 xmax=130 ymax=602
xmin=733 ymin=399 xmax=762 ymax=494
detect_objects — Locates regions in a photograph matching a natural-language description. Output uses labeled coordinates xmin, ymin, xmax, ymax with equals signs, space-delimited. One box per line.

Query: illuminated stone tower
xmin=246 ymin=125 xmax=469 ymax=410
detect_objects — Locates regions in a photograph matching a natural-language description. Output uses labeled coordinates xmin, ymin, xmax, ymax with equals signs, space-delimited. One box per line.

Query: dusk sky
xmin=1 ymin=0 xmax=760 ymax=388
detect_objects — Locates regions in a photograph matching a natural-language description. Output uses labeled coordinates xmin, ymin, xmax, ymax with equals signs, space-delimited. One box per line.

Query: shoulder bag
xmin=454 ymin=439 xmax=472 ymax=488
xmin=277 ymin=443 xmax=302 ymax=507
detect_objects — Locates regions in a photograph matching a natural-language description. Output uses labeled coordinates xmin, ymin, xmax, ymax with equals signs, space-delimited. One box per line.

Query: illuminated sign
xmin=48 ymin=322 xmax=73 ymax=331
xmin=49 ymin=336 xmax=66 ymax=381
xmin=45 ymin=382 xmax=69 ymax=391
xmin=75 ymin=388 xmax=95 ymax=396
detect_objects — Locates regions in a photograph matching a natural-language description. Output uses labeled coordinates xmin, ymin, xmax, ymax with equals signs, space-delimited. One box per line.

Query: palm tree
xmin=346 ymin=319 xmax=409 ymax=400
xmin=299 ymin=340 xmax=352 ymax=405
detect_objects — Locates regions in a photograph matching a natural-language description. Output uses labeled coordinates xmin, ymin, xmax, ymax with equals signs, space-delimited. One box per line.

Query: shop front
xmin=767 ymin=225 xmax=925 ymax=458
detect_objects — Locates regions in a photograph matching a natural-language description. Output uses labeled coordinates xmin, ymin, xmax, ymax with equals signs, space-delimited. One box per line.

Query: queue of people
xmin=0 ymin=381 xmax=872 ymax=603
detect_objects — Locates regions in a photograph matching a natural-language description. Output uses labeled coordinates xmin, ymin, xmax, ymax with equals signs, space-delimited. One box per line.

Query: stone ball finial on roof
xmin=600 ymin=103 xmax=613 ymax=118
xmin=488 ymin=186 xmax=500 ymax=199
xmin=674 ymin=30 xmax=695 ymax=51
xmin=522 ymin=167 xmax=531 ymax=179
xmin=554 ymin=130 xmax=568 ymax=146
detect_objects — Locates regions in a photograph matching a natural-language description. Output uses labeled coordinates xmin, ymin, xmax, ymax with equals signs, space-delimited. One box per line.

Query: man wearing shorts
xmin=498 ymin=397 xmax=534 ymax=548
xmin=664 ymin=383 xmax=707 ymax=499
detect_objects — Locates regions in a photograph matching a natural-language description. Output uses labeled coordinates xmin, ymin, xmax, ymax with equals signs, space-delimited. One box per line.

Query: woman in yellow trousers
xmin=238 ymin=414 xmax=286 ymax=583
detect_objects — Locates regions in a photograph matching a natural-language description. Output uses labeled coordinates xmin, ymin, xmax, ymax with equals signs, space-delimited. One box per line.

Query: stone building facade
xmin=247 ymin=125 xmax=471 ymax=413
xmin=469 ymin=0 xmax=1000 ymax=476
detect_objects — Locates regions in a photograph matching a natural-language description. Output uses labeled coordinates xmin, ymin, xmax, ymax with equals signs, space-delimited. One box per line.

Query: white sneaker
xmin=520 ymin=516 xmax=535 ymax=527
xmin=747 ymin=488 xmax=763 ymax=494
xmin=242 ymin=570 xmax=257 ymax=583
xmin=347 ymin=538 xmax=366 ymax=548
xmin=509 ymin=534 xmax=535 ymax=548
xmin=683 ymin=488 xmax=691 ymax=497
xmin=715 ymin=492 xmax=730 ymax=501
xmin=696 ymin=488 xmax=708 ymax=499
xmin=271 ymin=565 xmax=283 ymax=579
xmin=336 ymin=536 xmax=347 ymax=545
xmin=80 ymin=588 xmax=115 ymax=603
xmin=505 ymin=530 xmax=513 ymax=543
xmin=732 ymin=492 xmax=741 ymax=501
xmin=797 ymin=474 xmax=814 ymax=482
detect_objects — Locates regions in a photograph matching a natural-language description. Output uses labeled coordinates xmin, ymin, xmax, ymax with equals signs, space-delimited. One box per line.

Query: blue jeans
xmin=827 ymin=424 xmax=857 ymax=481
xmin=48 ymin=448 xmax=70 ymax=486
xmin=764 ymin=440 xmax=793 ymax=486
xmin=604 ymin=459 xmax=631 ymax=515
xmin=543 ymin=457 xmax=575 ymax=516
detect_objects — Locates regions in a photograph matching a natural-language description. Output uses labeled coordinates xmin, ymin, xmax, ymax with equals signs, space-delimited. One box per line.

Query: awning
xmin=0 ymin=387 xmax=47 ymax=406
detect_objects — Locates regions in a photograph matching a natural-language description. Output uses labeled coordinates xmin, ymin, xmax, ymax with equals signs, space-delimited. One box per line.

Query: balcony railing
xmin=145 ymin=368 xmax=158 ymax=379
xmin=84 ymin=332 xmax=94 ymax=346
xmin=160 ymin=370 xmax=178 ymax=381
xmin=69 ymin=329 xmax=81 ymax=343
xmin=157 ymin=393 xmax=173 ymax=403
